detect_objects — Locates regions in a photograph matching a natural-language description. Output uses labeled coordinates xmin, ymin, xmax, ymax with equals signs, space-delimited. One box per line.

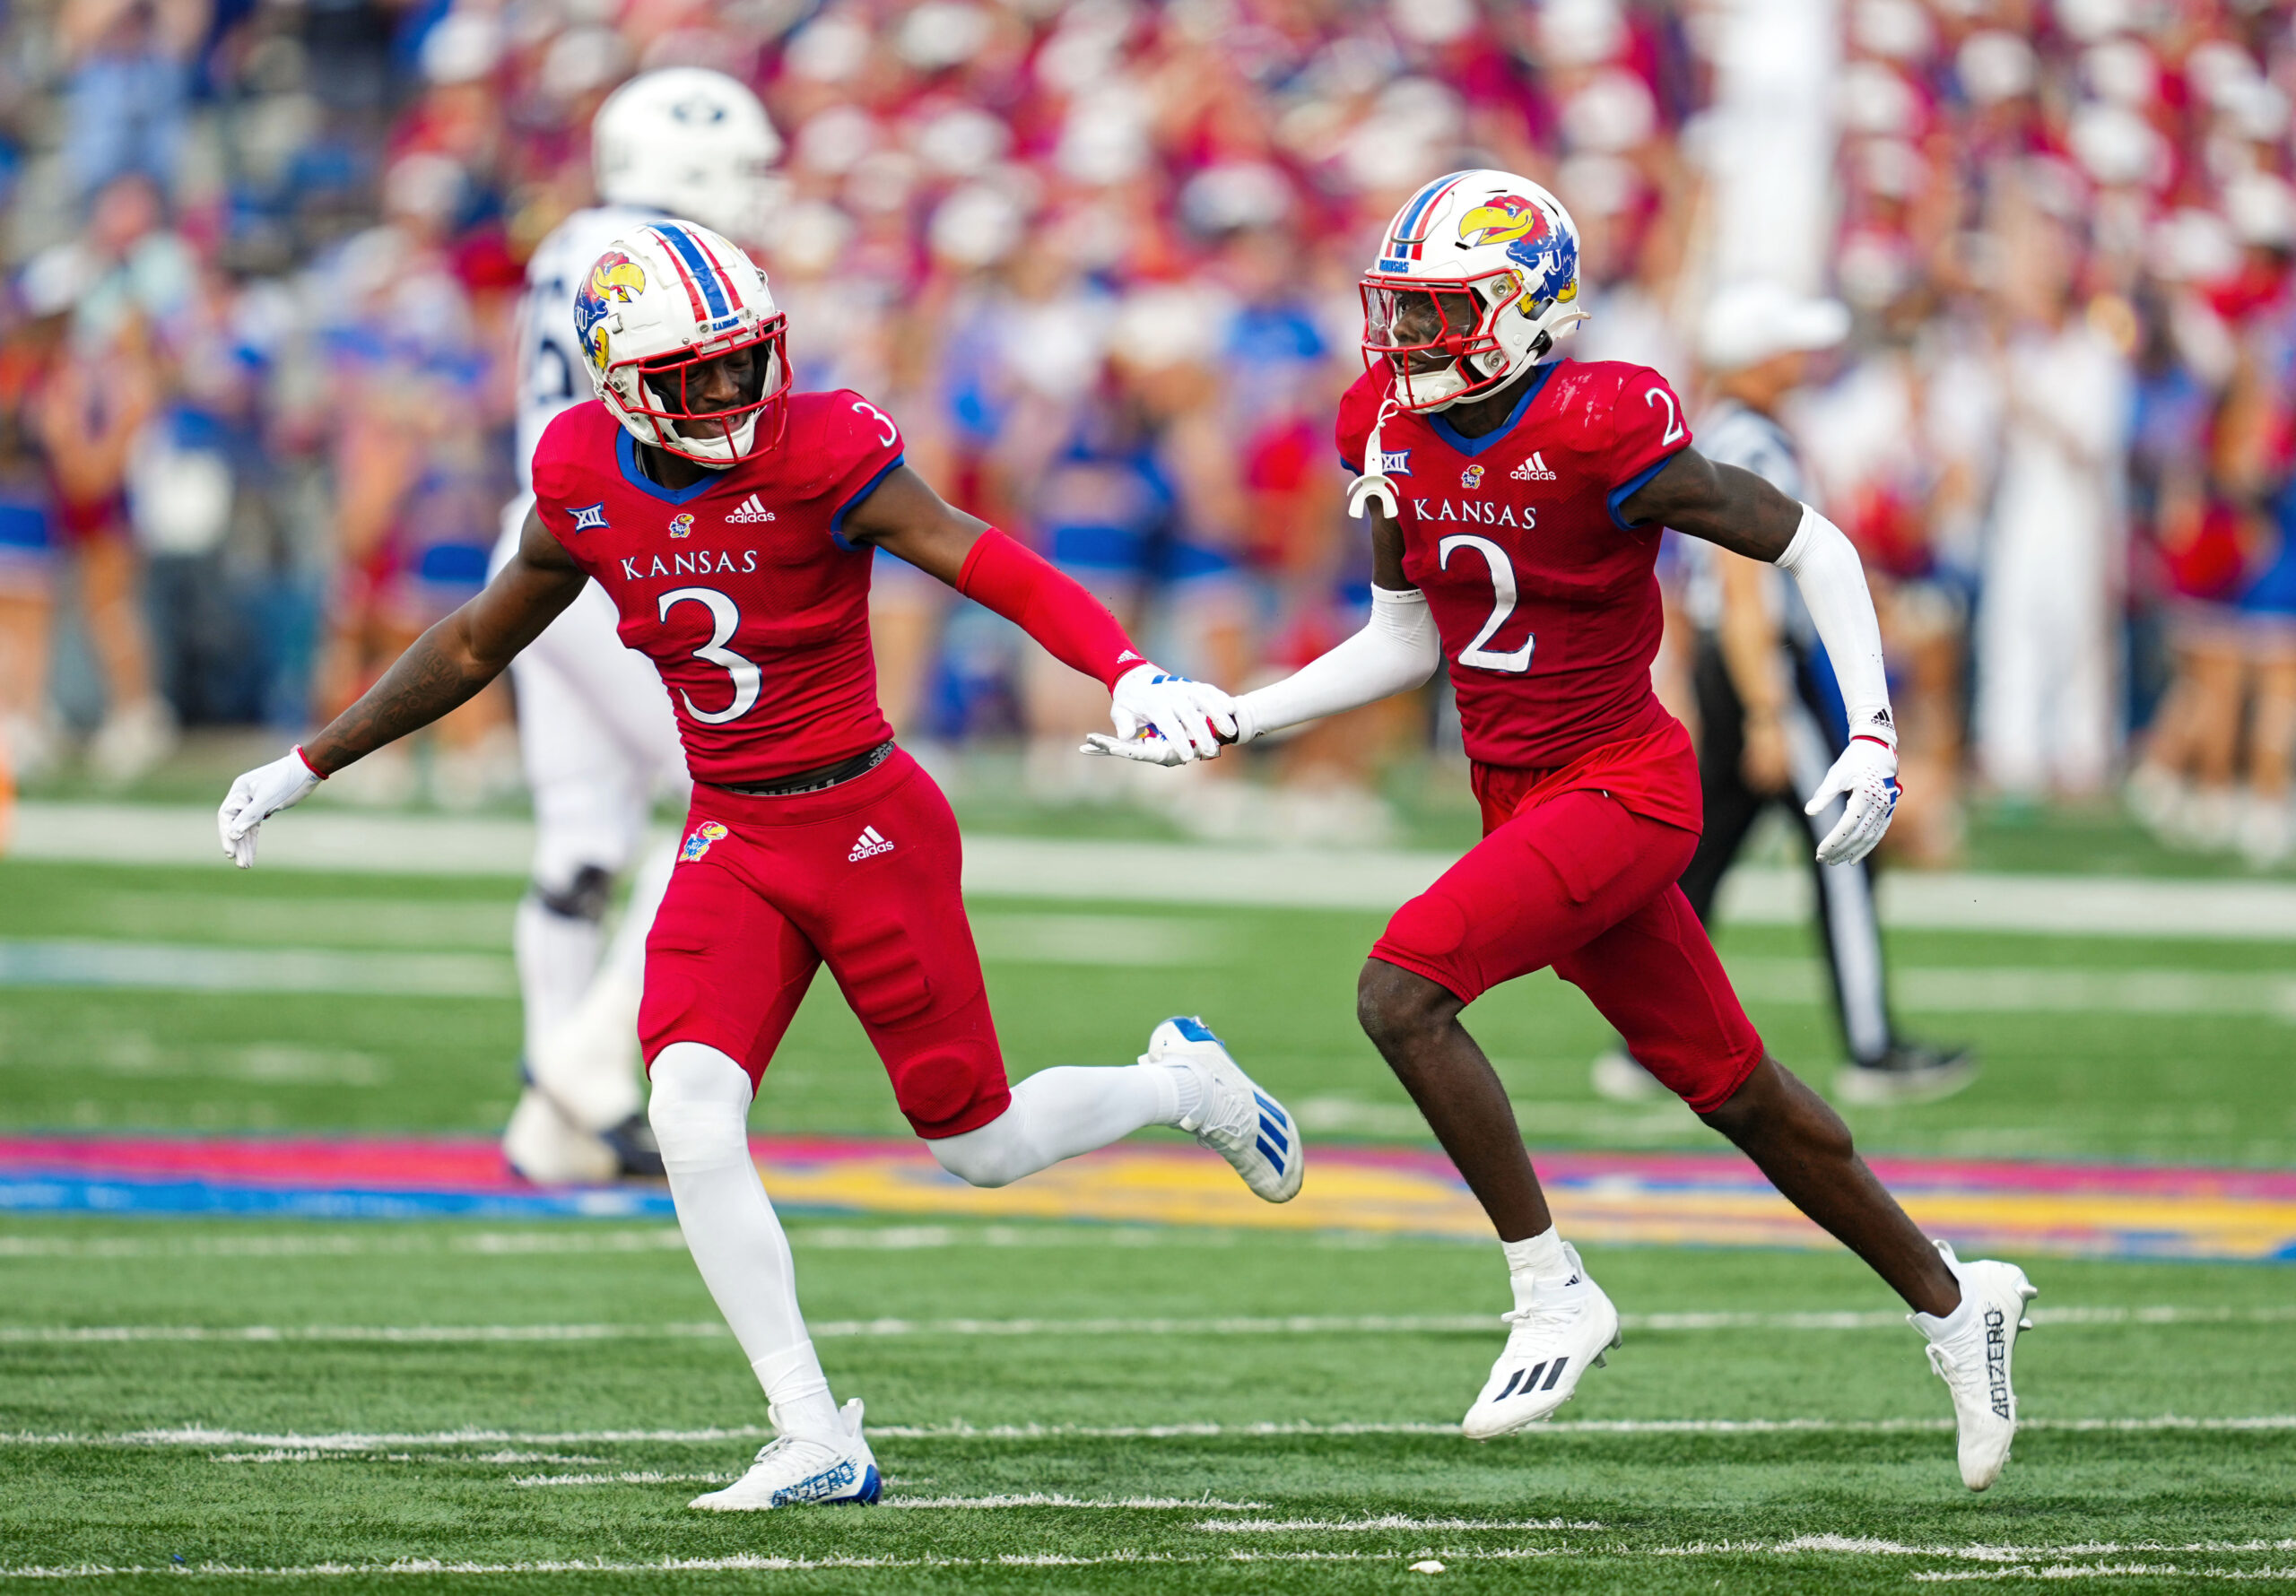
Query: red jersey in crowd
xmin=530 ymin=390 xmax=906 ymax=785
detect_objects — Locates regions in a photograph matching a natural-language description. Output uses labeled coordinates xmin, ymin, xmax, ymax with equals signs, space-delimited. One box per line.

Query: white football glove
xmin=217 ymin=747 xmax=325 ymax=869
xmin=1805 ymin=735 xmax=1900 ymax=866
xmin=1080 ymin=665 xmax=1239 ymax=765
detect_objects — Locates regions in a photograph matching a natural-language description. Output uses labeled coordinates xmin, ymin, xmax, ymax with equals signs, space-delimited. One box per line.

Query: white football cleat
xmin=1146 ymin=1016 xmax=1303 ymax=1203
xmin=689 ymin=1398 xmax=881 ymax=1511
xmin=1461 ymin=1245 xmax=1621 ymax=1439
xmin=1911 ymin=1241 xmax=2038 ymax=1491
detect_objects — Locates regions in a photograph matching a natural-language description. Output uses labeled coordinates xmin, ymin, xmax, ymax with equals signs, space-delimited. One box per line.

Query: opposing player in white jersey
xmin=494 ymin=68 xmax=783 ymax=1182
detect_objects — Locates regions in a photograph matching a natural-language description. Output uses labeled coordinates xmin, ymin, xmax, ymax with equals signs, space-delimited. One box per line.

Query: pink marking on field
xmin=5 ymin=1133 xmax=2292 ymax=1201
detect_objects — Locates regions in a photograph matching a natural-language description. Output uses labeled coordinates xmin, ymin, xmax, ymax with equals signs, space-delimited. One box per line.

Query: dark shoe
xmin=601 ymin=1114 xmax=666 ymax=1178
xmin=1836 ymin=1045 xmax=1977 ymax=1106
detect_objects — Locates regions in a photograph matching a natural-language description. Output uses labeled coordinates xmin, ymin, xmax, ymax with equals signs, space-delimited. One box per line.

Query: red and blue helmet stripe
xmin=1378 ymin=170 xmax=1472 ymax=273
xmin=648 ymin=222 xmax=746 ymax=329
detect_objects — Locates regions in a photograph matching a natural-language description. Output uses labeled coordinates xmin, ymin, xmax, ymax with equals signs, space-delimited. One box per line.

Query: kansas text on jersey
xmin=530 ymin=390 xmax=906 ymax=785
xmin=1338 ymin=359 xmax=1692 ymax=772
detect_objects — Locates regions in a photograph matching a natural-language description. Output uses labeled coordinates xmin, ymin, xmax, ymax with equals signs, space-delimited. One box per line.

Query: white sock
xmin=755 ymin=1343 xmax=840 ymax=1439
xmin=1911 ymin=1245 xmax=1972 ymax=1337
xmin=1161 ymin=1061 xmax=1205 ymax=1124
xmin=648 ymin=1042 xmax=839 ymax=1439
xmin=930 ymin=1063 xmax=1181 ymax=1187
xmin=1501 ymin=1226 xmax=1574 ymax=1308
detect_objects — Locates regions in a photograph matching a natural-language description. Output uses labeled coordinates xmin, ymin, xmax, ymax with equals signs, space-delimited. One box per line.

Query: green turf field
xmin=6 ymin=1217 xmax=2295 ymax=1590
xmin=4 ymin=841 xmax=2295 ymax=1590
xmin=5 ymin=855 xmax=2294 ymax=1165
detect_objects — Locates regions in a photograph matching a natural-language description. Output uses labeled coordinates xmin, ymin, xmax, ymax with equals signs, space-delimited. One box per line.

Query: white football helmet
xmin=574 ymin=221 xmax=790 ymax=467
xmin=1361 ymin=169 xmax=1589 ymax=412
xmin=593 ymin=68 xmax=783 ymax=242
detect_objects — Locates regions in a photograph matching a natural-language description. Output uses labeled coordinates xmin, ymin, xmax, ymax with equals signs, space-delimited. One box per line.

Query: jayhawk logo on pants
xmin=682 ymin=821 xmax=729 ymax=862
xmin=572 ymin=252 xmax=648 ymax=371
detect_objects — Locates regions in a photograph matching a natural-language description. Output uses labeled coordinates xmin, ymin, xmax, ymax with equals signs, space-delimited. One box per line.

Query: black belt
xmin=706 ymin=740 xmax=897 ymax=798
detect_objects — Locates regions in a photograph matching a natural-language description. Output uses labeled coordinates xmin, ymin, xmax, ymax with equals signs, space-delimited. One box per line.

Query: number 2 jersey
xmin=1336 ymin=358 xmax=1700 ymax=831
xmin=529 ymin=393 xmax=905 ymax=785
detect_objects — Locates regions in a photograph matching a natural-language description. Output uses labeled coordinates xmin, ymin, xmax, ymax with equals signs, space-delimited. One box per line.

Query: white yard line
xmin=7 ymin=1416 xmax=2295 ymax=1450
xmin=1196 ymin=1516 xmax=1605 ymax=1532
xmin=4 ymin=1304 xmax=2290 ymax=1345
xmin=1725 ymin=959 xmax=2296 ymax=1020
xmin=0 ymin=940 xmax=515 ymax=998
xmin=8 ymin=933 xmax=2292 ymax=1009
xmin=18 ymin=802 xmax=2296 ymax=939
xmin=2 ymin=1540 xmax=2292 ymax=1580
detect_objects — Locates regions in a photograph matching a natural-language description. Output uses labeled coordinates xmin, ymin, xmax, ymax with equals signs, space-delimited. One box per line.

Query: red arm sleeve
xmin=956 ymin=529 xmax=1144 ymax=690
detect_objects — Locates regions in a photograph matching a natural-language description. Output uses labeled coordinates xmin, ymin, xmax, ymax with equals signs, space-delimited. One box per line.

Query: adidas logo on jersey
xmin=1511 ymin=452 xmax=1558 ymax=481
xmin=726 ymin=493 xmax=778 ymax=524
xmin=848 ymin=826 xmax=895 ymax=862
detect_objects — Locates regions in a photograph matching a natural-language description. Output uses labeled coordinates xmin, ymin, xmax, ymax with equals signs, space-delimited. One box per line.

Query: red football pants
xmin=639 ymin=748 xmax=1013 ymax=1139
xmin=1370 ymin=772 xmax=1765 ymax=1115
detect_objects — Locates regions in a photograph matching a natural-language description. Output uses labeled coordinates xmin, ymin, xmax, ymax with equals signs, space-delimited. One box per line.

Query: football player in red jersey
xmin=1095 ymin=171 xmax=2035 ymax=1491
xmin=217 ymin=221 xmax=1304 ymax=1511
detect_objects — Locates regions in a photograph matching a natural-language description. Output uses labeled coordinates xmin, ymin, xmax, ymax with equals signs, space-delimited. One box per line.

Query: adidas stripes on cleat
xmin=1145 ymin=1016 xmax=1304 ymax=1203
xmin=1461 ymin=1245 xmax=1620 ymax=1439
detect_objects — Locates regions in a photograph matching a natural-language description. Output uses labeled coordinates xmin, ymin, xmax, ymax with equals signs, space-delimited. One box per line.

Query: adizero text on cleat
xmin=1912 ymin=1241 xmax=2038 ymax=1492
xmin=1145 ymin=1016 xmax=1303 ymax=1202
xmin=689 ymin=1398 xmax=882 ymax=1511
xmin=1461 ymin=1245 xmax=1620 ymax=1439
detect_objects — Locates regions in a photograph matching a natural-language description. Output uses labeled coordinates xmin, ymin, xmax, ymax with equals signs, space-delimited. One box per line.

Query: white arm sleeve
xmin=1233 ymin=585 xmax=1441 ymax=742
xmin=1775 ymin=504 xmax=1896 ymax=747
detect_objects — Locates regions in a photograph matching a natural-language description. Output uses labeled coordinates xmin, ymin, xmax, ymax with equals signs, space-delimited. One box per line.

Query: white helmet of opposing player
xmin=574 ymin=221 xmax=790 ymax=467
xmin=592 ymin=68 xmax=783 ymax=241
xmin=1361 ymin=169 xmax=1588 ymax=412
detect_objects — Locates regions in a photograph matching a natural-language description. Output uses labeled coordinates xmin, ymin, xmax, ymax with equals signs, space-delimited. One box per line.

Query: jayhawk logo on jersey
xmin=573 ymin=252 xmax=648 ymax=370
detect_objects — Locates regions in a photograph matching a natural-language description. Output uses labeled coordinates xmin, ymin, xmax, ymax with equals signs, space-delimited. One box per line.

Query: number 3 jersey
xmin=1337 ymin=359 xmax=1700 ymax=828
xmin=530 ymin=393 xmax=905 ymax=785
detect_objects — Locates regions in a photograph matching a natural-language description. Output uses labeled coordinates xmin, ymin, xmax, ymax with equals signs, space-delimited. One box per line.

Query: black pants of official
xmin=1679 ymin=634 xmax=1898 ymax=1067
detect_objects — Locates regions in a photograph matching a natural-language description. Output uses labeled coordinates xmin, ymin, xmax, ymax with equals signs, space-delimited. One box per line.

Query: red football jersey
xmin=531 ymin=391 xmax=905 ymax=785
xmin=1338 ymin=358 xmax=1693 ymax=776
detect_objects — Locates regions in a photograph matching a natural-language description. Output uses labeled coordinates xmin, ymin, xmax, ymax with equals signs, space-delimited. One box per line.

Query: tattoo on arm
xmin=304 ymin=617 xmax=497 ymax=775
xmin=1615 ymin=449 xmax=1804 ymax=561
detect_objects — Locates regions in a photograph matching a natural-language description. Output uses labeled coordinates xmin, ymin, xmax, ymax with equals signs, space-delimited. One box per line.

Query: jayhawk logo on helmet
xmin=1458 ymin=196 xmax=1550 ymax=249
xmin=1460 ymin=194 xmax=1578 ymax=311
xmin=573 ymin=252 xmax=648 ymax=370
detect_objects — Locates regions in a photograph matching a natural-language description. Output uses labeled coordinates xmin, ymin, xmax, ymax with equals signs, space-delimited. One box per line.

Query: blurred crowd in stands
xmin=0 ymin=0 xmax=2292 ymax=863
